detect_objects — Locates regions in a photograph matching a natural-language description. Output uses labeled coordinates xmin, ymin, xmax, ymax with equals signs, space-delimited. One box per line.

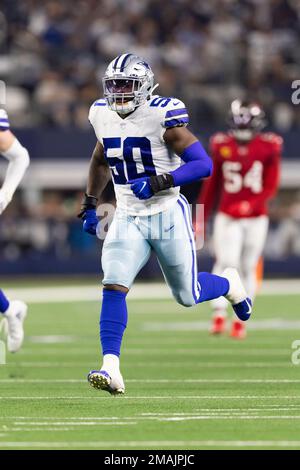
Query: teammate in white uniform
xmin=79 ymin=54 xmax=252 ymax=394
xmin=0 ymin=109 xmax=29 ymax=352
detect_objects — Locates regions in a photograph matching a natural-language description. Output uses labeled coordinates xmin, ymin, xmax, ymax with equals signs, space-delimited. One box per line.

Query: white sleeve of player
xmin=0 ymin=138 xmax=30 ymax=214
xmin=88 ymin=100 xmax=106 ymax=144
xmin=161 ymin=98 xmax=189 ymax=129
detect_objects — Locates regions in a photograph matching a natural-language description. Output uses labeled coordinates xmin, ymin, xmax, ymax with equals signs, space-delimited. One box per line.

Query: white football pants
xmin=211 ymin=212 xmax=269 ymax=314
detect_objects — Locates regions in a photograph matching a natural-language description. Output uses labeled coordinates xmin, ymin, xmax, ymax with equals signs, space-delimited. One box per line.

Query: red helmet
xmin=229 ymin=99 xmax=266 ymax=141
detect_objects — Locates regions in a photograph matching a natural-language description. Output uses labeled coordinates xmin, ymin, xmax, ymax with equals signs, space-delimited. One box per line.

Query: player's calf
xmin=87 ymin=286 xmax=128 ymax=394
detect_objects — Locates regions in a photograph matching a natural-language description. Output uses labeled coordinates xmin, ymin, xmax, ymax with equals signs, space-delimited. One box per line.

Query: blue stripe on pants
xmin=177 ymin=196 xmax=200 ymax=303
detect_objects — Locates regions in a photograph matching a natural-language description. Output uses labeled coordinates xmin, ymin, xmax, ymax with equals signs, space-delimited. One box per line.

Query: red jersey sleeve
xmin=252 ymin=133 xmax=282 ymax=212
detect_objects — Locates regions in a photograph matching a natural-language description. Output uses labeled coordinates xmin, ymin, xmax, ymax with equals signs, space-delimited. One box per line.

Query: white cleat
xmin=87 ymin=369 xmax=125 ymax=395
xmin=222 ymin=268 xmax=252 ymax=322
xmin=4 ymin=301 xmax=28 ymax=353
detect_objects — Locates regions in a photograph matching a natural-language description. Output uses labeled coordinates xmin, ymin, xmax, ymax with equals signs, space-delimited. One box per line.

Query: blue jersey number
xmin=103 ymin=137 xmax=157 ymax=184
xmin=150 ymin=97 xmax=171 ymax=108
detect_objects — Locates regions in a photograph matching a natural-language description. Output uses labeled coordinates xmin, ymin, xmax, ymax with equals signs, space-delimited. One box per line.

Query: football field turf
xmin=1 ymin=287 xmax=300 ymax=450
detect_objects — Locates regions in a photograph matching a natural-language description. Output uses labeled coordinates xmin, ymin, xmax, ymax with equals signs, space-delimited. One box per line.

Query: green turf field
xmin=1 ymin=292 xmax=300 ymax=450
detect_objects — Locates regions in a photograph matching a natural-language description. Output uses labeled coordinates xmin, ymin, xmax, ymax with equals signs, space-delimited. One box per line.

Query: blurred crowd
xmin=0 ymin=0 xmax=299 ymax=130
xmin=0 ymin=191 xmax=96 ymax=263
xmin=0 ymin=189 xmax=299 ymax=270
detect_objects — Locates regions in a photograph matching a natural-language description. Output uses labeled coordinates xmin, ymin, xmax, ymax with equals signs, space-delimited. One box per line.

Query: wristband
xmin=78 ymin=193 xmax=98 ymax=219
xmin=149 ymin=174 xmax=174 ymax=193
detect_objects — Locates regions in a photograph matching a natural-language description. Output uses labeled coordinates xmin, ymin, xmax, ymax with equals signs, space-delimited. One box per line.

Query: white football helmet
xmin=102 ymin=53 xmax=157 ymax=115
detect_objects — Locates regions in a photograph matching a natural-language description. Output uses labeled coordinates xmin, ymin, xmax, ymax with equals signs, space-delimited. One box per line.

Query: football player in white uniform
xmin=79 ymin=54 xmax=252 ymax=394
xmin=0 ymin=109 xmax=29 ymax=352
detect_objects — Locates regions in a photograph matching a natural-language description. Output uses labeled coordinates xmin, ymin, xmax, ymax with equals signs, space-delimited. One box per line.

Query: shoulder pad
xmin=260 ymin=132 xmax=283 ymax=145
xmin=88 ymin=99 xmax=107 ymax=127
xmin=156 ymin=98 xmax=189 ymax=129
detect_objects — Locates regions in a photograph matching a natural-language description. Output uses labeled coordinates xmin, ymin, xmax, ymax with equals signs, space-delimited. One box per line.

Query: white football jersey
xmin=88 ymin=95 xmax=189 ymax=216
xmin=0 ymin=109 xmax=10 ymax=132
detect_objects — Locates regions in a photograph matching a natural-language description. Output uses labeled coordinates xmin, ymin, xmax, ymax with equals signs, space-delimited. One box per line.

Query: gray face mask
xmin=231 ymin=129 xmax=255 ymax=142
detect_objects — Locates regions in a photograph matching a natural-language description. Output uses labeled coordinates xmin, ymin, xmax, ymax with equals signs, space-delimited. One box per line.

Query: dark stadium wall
xmin=13 ymin=128 xmax=299 ymax=160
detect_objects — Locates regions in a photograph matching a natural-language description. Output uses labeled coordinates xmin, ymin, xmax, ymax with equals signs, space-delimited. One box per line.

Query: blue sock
xmin=0 ymin=289 xmax=9 ymax=314
xmin=197 ymin=272 xmax=229 ymax=303
xmin=100 ymin=289 xmax=128 ymax=357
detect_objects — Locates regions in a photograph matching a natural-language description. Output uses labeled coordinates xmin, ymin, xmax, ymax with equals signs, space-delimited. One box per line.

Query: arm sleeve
xmin=197 ymin=141 xmax=222 ymax=222
xmin=1 ymin=137 xmax=30 ymax=199
xmin=170 ymin=141 xmax=213 ymax=187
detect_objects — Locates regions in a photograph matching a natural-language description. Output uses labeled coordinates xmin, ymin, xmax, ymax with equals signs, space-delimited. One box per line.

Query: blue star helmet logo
xmin=138 ymin=61 xmax=150 ymax=70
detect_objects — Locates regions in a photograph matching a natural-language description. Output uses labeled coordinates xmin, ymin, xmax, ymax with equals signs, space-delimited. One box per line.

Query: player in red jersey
xmin=198 ymin=100 xmax=282 ymax=338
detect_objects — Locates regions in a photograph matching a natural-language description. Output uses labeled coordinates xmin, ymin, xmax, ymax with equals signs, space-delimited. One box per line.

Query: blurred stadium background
xmin=1 ymin=0 xmax=300 ymax=452
xmin=0 ymin=0 xmax=299 ymax=278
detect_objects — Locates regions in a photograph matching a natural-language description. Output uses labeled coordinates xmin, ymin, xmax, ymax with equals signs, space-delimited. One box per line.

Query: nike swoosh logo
xmin=245 ymin=299 xmax=252 ymax=314
xmin=172 ymin=101 xmax=180 ymax=106
xmin=139 ymin=182 xmax=147 ymax=194
xmin=165 ymin=224 xmax=175 ymax=232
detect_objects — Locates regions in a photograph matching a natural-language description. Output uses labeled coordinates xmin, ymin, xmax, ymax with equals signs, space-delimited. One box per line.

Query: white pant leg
xmin=101 ymin=211 xmax=151 ymax=288
xmin=211 ymin=213 xmax=244 ymax=312
xmin=151 ymin=196 xmax=200 ymax=308
xmin=241 ymin=216 xmax=269 ymax=300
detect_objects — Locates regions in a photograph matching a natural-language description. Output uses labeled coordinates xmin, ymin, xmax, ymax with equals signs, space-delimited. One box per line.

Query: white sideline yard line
xmin=8 ymin=416 xmax=300 ymax=424
xmin=4 ymin=280 xmax=300 ymax=304
xmin=15 ymin=347 xmax=295 ymax=355
xmin=18 ymin=347 xmax=291 ymax=354
xmin=27 ymin=336 xmax=77 ymax=344
xmin=5 ymin=426 xmax=137 ymax=432
xmin=1 ymin=378 xmax=300 ymax=384
xmin=3 ymin=361 xmax=293 ymax=368
xmin=154 ymin=416 xmax=300 ymax=421
xmin=1 ymin=440 xmax=300 ymax=448
xmin=143 ymin=409 xmax=300 ymax=414
xmin=0 ymin=395 xmax=300 ymax=400
xmin=2 ymin=416 xmax=300 ymax=432
xmin=143 ymin=320 xmax=300 ymax=331
xmin=13 ymin=421 xmax=134 ymax=425
xmin=2 ymin=408 xmax=300 ymax=421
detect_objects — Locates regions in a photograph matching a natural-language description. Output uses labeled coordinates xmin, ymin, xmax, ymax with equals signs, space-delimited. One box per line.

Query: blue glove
xmin=129 ymin=178 xmax=154 ymax=200
xmin=82 ymin=208 xmax=99 ymax=235
xmin=78 ymin=194 xmax=99 ymax=235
